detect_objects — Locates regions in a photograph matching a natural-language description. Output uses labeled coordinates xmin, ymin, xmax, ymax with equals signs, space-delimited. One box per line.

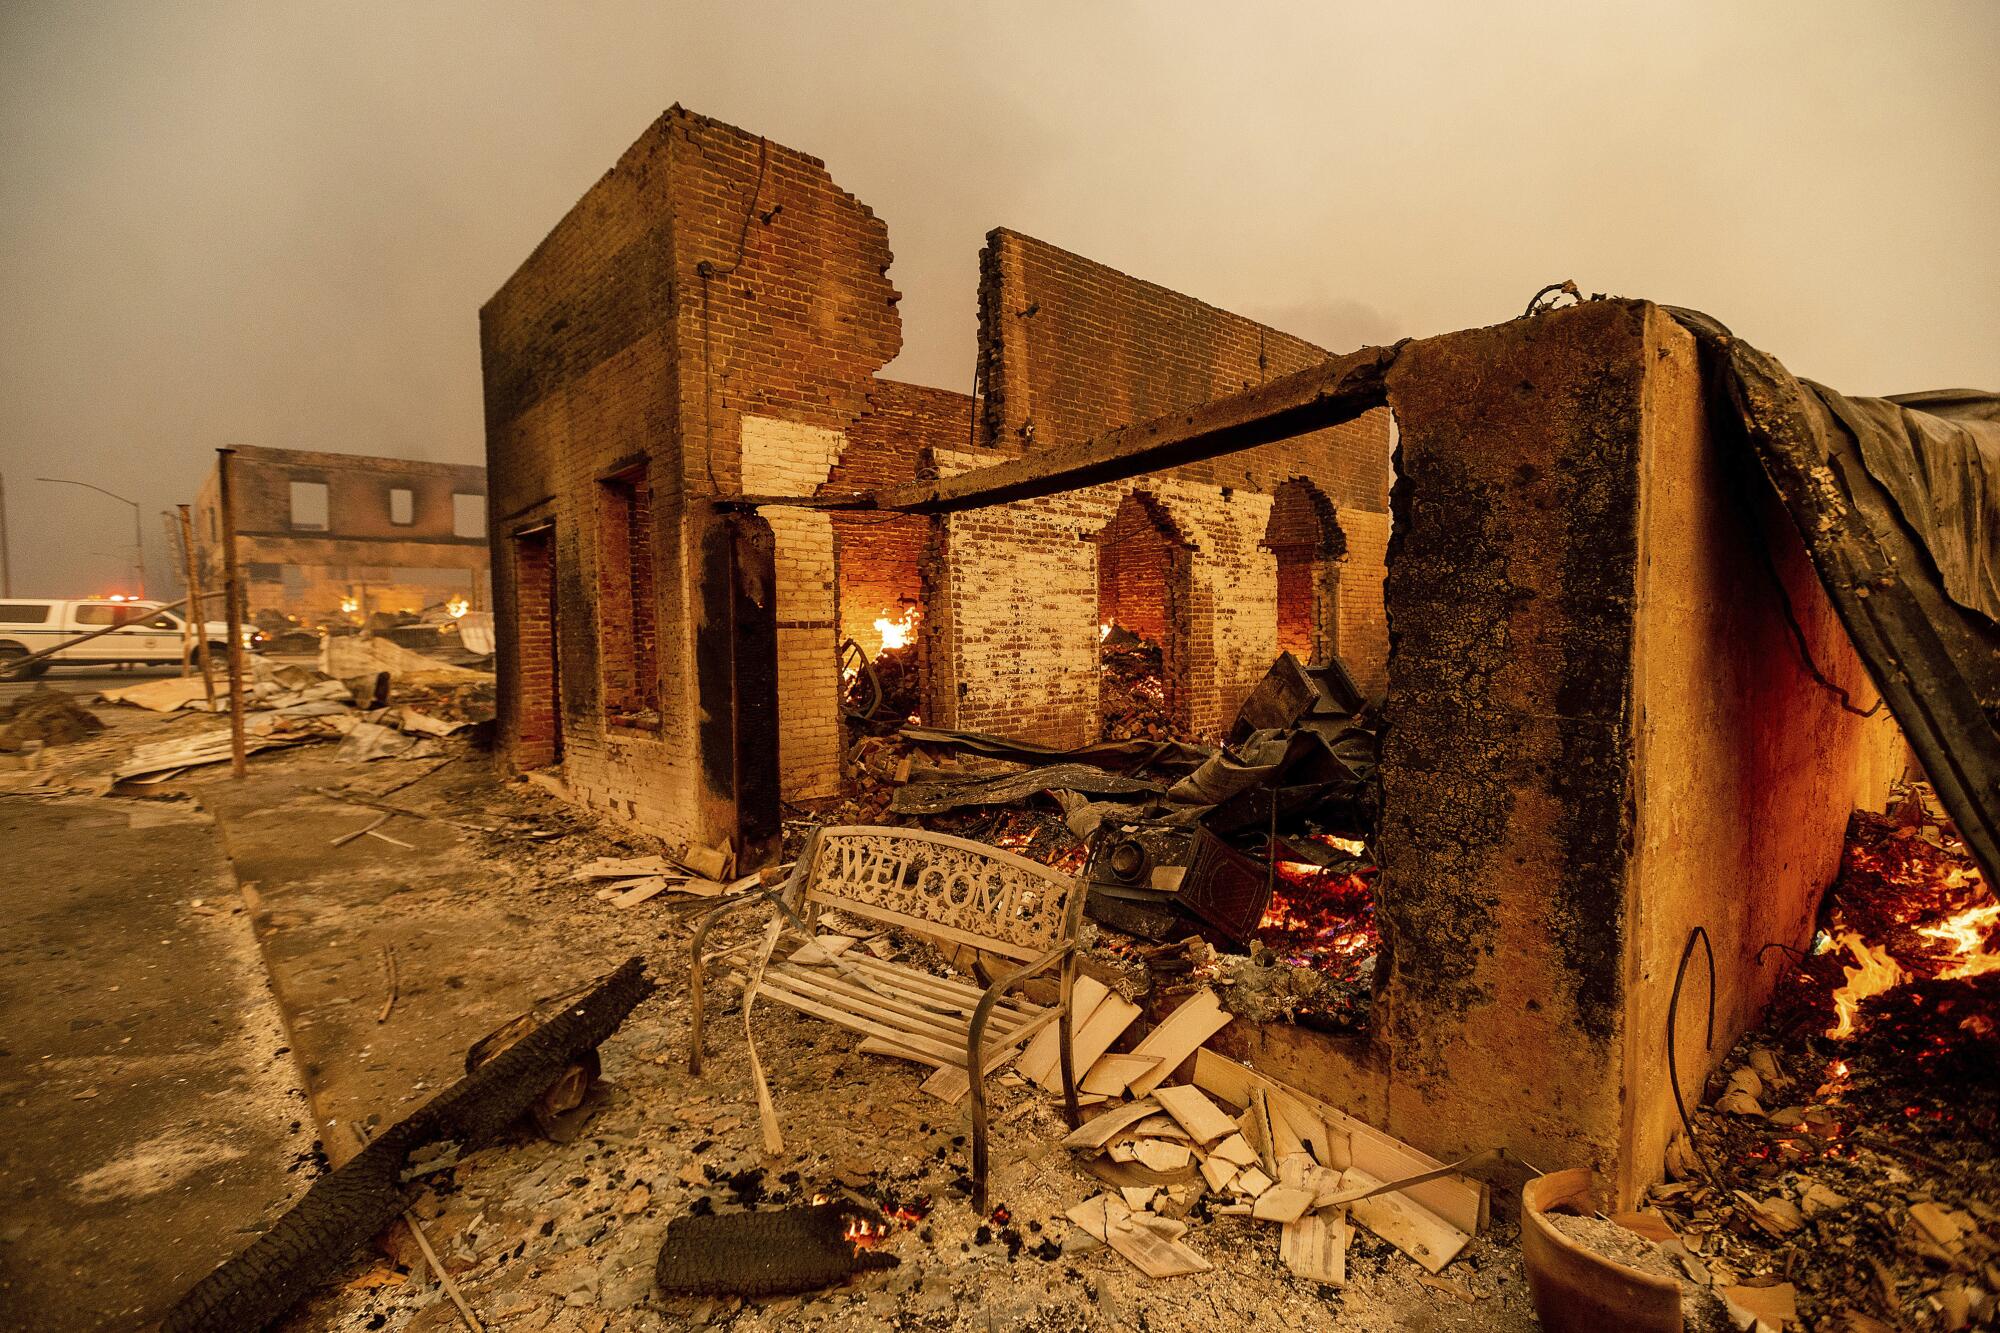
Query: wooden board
xmin=1192 ymin=1049 xmax=1486 ymax=1234
xmin=788 ymin=935 xmax=856 ymax=965
xmin=857 ymin=1035 xmax=943 ymax=1067
xmin=1280 ymin=1209 xmax=1351 ymax=1285
xmin=1150 ymin=1084 xmax=1238 ymax=1145
xmin=609 ymin=876 xmax=674 ymax=907
xmin=1123 ymin=988 xmax=1232 ymax=1096
xmin=1338 ymin=1168 xmax=1470 ymax=1274
xmin=1199 ymin=1157 xmax=1238 ymax=1193
xmin=1035 ymin=993 xmax=1139 ymax=1092
xmin=1080 ymin=1053 xmax=1162 ymax=1097
xmin=1126 ymin=1114 xmax=1189 ymax=1141
xmin=917 ymin=1037 xmax=1032 ymax=1104
xmin=1252 ymin=1186 xmax=1316 ymax=1224
xmin=1065 ymin=1193 xmax=1211 ymax=1279
xmin=1209 ymin=1133 xmax=1259 ymax=1168
xmin=1131 ymin=1139 xmax=1192 ymax=1173
xmin=1061 ymin=1098 xmax=1163 ymax=1151
xmin=1017 ymin=976 xmax=1110 ymax=1088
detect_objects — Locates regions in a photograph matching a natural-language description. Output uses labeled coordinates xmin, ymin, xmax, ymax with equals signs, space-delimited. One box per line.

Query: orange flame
xmin=874 ymin=607 xmax=918 ymax=653
xmin=1826 ymin=931 xmax=1904 ymax=1039
xmin=1918 ymin=903 xmax=2000 ymax=979
xmin=843 ymin=1216 xmax=883 ymax=1249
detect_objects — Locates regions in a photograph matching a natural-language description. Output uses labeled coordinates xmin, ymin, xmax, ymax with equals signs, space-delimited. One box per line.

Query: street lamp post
xmin=37 ymin=477 xmax=145 ymax=598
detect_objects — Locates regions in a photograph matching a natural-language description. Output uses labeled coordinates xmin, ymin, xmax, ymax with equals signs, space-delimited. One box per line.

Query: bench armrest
xmin=687 ymin=887 xmax=783 ymax=1076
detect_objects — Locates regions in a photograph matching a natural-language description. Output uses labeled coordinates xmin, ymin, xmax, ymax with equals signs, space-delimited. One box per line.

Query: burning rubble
xmin=1613 ymin=785 xmax=2000 ymax=1332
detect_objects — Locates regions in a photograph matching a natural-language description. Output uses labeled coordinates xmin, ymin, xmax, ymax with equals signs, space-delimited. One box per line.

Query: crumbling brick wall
xmin=482 ymin=107 xmax=898 ymax=842
xmin=933 ymin=230 xmax=1394 ymax=744
xmin=193 ymin=447 xmax=491 ymax=624
xmin=928 ymin=450 xmax=1278 ymax=744
xmin=829 ymin=380 xmax=974 ymax=652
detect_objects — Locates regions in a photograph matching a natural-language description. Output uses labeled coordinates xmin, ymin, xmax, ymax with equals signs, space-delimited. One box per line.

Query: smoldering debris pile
xmin=1100 ymin=627 xmax=1173 ymax=742
xmin=0 ymin=686 xmax=105 ymax=750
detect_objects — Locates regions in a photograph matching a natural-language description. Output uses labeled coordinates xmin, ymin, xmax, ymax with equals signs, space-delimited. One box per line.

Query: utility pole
xmin=178 ymin=505 xmax=217 ymax=709
xmin=0 ymin=471 xmax=11 ymax=596
xmin=217 ymin=449 xmax=247 ymax=778
xmin=162 ymin=510 xmax=192 ymax=673
xmin=38 ymin=476 xmax=145 ymax=598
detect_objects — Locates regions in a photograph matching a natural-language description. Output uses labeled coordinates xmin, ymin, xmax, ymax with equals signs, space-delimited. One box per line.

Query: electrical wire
xmin=1667 ymin=925 xmax=1726 ymax=1191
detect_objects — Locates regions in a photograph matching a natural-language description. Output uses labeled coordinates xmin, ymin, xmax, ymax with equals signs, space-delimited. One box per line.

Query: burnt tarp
xmin=1672 ymin=309 xmax=2000 ymax=886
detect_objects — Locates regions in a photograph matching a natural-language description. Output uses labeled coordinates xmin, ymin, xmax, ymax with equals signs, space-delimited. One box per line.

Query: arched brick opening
xmin=1093 ymin=490 xmax=1194 ymax=738
xmin=1262 ymin=477 xmax=1346 ymax=666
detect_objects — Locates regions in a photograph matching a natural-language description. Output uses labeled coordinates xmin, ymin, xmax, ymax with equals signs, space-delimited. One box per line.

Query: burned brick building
xmin=480 ymin=107 xmax=1392 ymax=823
xmin=194 ymin=445 xmax=490 ymax=626
xmin=480 ymin=108 xmax=1951 ymax=1204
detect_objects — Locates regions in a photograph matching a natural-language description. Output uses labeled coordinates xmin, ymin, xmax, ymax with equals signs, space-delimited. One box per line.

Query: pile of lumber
xmin=814 ymin=934 xmax=1489 ymax=1287
xmin=1022 ymin=985 xmax=1485 ymax=1285
xmin=573 ymin=840 xmax=755 ymax=909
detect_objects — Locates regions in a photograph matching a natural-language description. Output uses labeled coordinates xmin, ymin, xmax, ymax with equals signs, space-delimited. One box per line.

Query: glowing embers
xmin=1255 ymin=856 xmax=1380 ymax=984
xmin=1809 ymin=789 xmax=1998 ymax=1041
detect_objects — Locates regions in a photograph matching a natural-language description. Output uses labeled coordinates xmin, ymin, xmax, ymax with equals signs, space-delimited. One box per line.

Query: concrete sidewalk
xmin=192 ymin=752 xmax=556 ymax=1154
xmin=0 ymin=792 xmax=315 ymax=1331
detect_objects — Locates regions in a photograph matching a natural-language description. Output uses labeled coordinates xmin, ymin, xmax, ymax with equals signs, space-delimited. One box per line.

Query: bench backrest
xmin=797 ymin=825 xmax=1084 ymax=963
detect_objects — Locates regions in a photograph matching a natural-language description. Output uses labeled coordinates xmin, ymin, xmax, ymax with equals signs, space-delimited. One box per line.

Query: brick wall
xmin=936 ymin=230 xmax=1395 ymax=743
xmin=829 ymin=379 xmax=973 ymax=651
xmin=930 ymin=450 xmax=1279 ymax=743
xmin=481 ymin=107 xmax=899 ymax=843
xmin=741 ymin=414 xmax=845 ymax=797
xmin=507 ymin=526 xmax=560 ymax=769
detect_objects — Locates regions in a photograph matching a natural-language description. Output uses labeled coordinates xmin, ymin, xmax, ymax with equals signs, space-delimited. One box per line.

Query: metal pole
xmin=0 ymin=471 xmax=11 ymax=597
xmin=217 ymin=449 xmax=248 ymax=778
xmin=179 ymin=505 xmax=218 ymax=709
xmin=35 ymin=476 xmax=146 ymax=598
xmin=163 ymin=510 xmax=192 ymax=674
xmin=132 ymin=497 xmax=147 ymax=600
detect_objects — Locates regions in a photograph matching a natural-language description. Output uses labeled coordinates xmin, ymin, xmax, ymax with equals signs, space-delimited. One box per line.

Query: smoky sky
xmin=1 ymin=1 xmax=1995 ymax=597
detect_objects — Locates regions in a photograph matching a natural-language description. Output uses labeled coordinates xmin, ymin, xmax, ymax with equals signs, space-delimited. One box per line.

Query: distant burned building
xmin=194 ymin=446 xmax=490 ymax=625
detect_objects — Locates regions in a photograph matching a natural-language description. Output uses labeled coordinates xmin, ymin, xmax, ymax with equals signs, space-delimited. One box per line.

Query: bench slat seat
xmin=691 ymin=826 xmax=1087 ymax=1212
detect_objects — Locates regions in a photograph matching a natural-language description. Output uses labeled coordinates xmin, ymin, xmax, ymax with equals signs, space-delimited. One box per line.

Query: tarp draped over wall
xmin=1815 ymin=388 xmax=2000 ymax=624
xmin=1670 ymin=308 xmax=2000 ymax=888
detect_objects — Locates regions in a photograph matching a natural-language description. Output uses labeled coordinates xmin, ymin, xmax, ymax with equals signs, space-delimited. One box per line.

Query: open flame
xmin=1918 ymin=903 xmax=2000 ymax=980
xmin=1826 ymin=931 xmax=1904 ymax=1039
xmin=445 ymin=596 xmax=470 ymax=619
xmin=874 ymin=607 xmax=918 ymax=653
xmin=1817 ymin=794 xmax=1999 ymax=1038
xmin=842 ymin=1216 xmax=884 ymax=1249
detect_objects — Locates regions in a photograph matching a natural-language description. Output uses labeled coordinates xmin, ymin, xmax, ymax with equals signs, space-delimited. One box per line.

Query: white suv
xmin=0 ymin=599 xmax=257 ymax=679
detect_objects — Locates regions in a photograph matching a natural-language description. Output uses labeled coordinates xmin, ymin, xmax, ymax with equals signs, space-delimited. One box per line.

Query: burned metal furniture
xmin=687 ymin=825 xmax=1087 ymax=1211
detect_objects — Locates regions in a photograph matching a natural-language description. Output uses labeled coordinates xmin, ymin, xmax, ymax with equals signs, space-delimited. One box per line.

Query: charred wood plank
xmin=162 ymin=958 xmax=654 ymax=1333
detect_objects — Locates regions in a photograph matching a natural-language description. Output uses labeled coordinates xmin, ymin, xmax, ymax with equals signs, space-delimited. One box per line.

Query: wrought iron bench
xmin=688 ymin=825 xmax=1085 ymax=1211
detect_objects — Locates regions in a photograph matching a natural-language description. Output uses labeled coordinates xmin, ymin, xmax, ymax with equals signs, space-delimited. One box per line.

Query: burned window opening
xmin=510 ymin=523 xmax=562 ymax=769
xmin=596 ymin=467 xmax=660 ymax=730
xmin=1094 ymin=491 xmax=1193 ymax=743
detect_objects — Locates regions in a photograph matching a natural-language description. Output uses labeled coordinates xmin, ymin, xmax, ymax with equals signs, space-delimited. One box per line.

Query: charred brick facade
xmin=482 ymin=107 xmax=899 ymax=848
xmin=484 ymin=109 xmax=1392 ymax=838
xmin=193 ymin=446 xmax=490 ymax=625
xmin=928 ymin=230 xmax=1394 ymax=745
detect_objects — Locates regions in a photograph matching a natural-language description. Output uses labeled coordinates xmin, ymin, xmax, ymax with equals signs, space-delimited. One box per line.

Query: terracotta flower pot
xmin=1520 ymin=1168 xmax=1682 ymax=1333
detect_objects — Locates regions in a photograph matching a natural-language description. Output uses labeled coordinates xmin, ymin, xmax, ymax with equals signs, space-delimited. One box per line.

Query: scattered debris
xmin=0 ymin=686 xmax=104 ymax=750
